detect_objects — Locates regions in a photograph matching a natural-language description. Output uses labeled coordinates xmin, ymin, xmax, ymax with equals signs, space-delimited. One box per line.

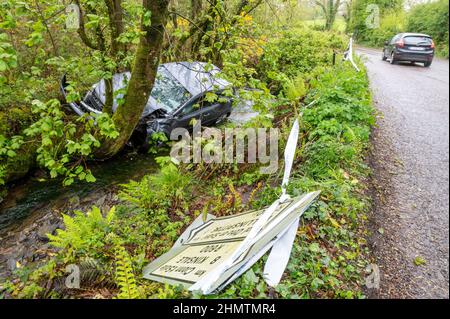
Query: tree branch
xmin=75 ymin=0 xmax=99 ymax=50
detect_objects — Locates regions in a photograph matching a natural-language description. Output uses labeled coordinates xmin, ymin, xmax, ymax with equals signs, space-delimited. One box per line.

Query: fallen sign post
xmin=143 ymin=118 xmax=320 ymax=294
xmin=344 ymin=36 xmax=360 ymax=72
xmin=143 ymin=191 xmax=320 ymax=294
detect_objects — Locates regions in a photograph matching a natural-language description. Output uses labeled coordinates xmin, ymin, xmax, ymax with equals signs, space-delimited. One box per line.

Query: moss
xmin=0 ymin=106 xmax=37 ymax=185
xmin=0 ymin=106 xmax=33 ymax=136
xmin=1 ymin=138 xmax=37 ymax=183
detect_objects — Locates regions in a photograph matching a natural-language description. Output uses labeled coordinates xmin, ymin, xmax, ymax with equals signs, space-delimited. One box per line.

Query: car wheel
xmin=424 ymin=61 xmax=432 ymax=68
xmin=382 ymin=52 xmax=387 ymax=61
xmin=390 ymin=52 xmax=396 ymax=64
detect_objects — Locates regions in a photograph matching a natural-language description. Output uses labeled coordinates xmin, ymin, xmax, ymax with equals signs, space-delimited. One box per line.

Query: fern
xmin=114 ymin=245 xmax=140 ymax=299
xmin=119 ymin=156 xmax=191 ymax=211
xmin=48 ymin=206 xmax=116 ymax=256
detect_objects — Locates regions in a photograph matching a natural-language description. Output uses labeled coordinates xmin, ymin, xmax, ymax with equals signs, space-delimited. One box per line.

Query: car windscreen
xmin=404 ymin=36 xmax=432 ymax=46
xmin=151 ymin=67 xmax=192 ymax=112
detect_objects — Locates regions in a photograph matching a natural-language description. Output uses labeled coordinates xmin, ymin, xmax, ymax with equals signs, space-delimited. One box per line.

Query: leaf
xmin=6 ymin=150 xmax=16 ymax=157
xmin=0 ymin=60 xmax=7 ymax=71
xmin=329 ymin=217 xmax=341 ymax=229
xmin=414 ymin=256 xmax=426 ymax=266
xmin=309 ymin=243 xmax=321 ymax=253
xmin=243 ymin=269 xmax=258 ymax=284
xmin=63 ymin=178 xmax=74 ymax=186
xmin=143 ymin=11 xmax=152 ymax=27
xmin=85 ymin=172 xmax=96 ymax=183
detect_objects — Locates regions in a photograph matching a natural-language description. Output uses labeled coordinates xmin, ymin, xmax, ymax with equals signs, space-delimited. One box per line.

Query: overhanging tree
xmin=74 ymin=0 xmax=170 ymax=159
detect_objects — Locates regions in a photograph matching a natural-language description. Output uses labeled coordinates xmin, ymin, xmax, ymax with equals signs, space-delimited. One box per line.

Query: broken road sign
xmin=142 ymin=191 xmax=320 ymax=294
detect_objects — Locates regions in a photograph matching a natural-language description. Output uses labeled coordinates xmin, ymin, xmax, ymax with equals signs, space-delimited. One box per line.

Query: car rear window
xmin=404 ymin=36 xmax=432 ymax=45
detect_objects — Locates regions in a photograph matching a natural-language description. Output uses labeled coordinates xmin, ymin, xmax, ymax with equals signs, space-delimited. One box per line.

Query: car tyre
xmin=382 ymin=52 xmax=387 ymax=61
xmin=424 ymin=61 xmax=432 ymax=68
xmin=390 ymin=52 xmax=396 ymax=64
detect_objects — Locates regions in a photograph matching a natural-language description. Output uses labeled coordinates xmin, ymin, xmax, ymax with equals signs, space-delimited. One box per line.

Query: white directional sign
xmin=143 ymin=191 xmax=320 ymax=293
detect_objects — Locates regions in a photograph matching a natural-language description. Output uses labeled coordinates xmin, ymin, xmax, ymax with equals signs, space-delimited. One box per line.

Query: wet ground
xmin=357 ymin=47 xmax=449 ymax=298
xmin=0 ymin=152 xmax=158 ymax=280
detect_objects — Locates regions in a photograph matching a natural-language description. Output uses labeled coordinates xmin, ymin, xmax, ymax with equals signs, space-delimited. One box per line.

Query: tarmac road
xmin=357 ymin=47 xmax=449 ymax=298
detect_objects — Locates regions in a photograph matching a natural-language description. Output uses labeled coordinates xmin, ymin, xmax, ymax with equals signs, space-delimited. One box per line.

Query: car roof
xmin=163 ymin=62 xmax=230 ymax=96
xmin=400 ymin=33 xmax=432 ymax=38
xmin=88 ymin=62 xmax=231 ymax=117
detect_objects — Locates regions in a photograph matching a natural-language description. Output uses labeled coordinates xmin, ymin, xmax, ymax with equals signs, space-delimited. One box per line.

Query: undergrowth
xmin=0 ymin=29 xmax=375 ymax=299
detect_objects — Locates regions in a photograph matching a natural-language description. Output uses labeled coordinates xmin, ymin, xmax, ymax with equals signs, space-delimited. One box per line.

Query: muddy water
xmin=0 ymin=152 xmax=158 ymax=233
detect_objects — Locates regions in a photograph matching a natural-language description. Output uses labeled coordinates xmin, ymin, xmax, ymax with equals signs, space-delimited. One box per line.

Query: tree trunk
xmin=95 ymin=0 xmax=170 ymax=159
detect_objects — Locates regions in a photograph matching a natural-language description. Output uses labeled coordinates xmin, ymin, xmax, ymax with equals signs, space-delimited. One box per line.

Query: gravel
xmin=357 ymin=47 xmax=449 ymax=299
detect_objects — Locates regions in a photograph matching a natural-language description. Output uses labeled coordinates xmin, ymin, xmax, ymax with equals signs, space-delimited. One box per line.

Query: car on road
xmin=382 ymin=33 xmax=435 ymax=67
xmin=61 ymin=62 xmax=233 ymax=147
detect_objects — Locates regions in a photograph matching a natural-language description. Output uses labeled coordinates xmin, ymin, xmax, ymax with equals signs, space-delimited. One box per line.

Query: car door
xmin=195 ymin=95 xmax=222 ymax=126
xmin=199 ymin=93 xmax=233 ymax=126
xmin=172 ymin=98 xmax=203 ymax=130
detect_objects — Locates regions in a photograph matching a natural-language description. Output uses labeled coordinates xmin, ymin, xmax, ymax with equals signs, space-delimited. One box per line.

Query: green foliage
xmin=258 ymin=28 xmax=346 ymax=93
xmin=301 ymin=64 xmax=374 ymax=178
xmin=284 ymin=74 xmax=308 ymax=103
xmin=22 ymin=99 xmax=118 ymax=185
xmin=119 ymin=156 xmax=191 ymax=211
xmin=147 ymin=132 xmax=169 ymax=155
xmin=414 ymin=256 xmax=426 ymax=266
xmin=349 ymin=0 xmax=403 ymax=43
xmin=365 ymin=10 xmax=406 ymax=47
xmin=0 ymin=135 xmax=24 ymax=184
xmin=407 ymin=0 xmax=449 ymax=57
xmin=114 ymin=244 xmax=140 ymax=299
xmin=48 ymin=206 xmax=116 ymax=260
xmin=0 ymin=32 xmax=17 ymax=84
xmin=215 ymin=63 xmax=374 ymax=299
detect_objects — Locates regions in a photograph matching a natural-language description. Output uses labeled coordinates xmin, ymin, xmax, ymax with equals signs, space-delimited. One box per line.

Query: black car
xmin=61 ymin=62 xmax=233 ymax=146
xmin=382 ymin=33 xmax=435 ymax=67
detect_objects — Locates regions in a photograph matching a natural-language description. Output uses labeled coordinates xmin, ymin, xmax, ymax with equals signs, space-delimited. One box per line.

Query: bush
xmin=407 ymin=0 xmax=449 ymax=57
xmin=302 ymin=63 xmax=374 ymax=179
xmin=119 ymin=156 xmax=191 ymax=211
xmin=367 ymin=11 xmax=406 ymax=47
xmin=257 ymin=28 xmax=347 ymax=93
xmin=349 ymin=0 xmax=403 ymax=44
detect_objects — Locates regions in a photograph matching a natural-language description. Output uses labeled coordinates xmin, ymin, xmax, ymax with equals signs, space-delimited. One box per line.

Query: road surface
xmin=357 ymin=47 xmax=449 ymax=299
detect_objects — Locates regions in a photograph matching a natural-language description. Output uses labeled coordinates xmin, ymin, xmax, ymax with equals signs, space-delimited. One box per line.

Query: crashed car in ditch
xmin=61 ymin=62 xmax=234 ymax=147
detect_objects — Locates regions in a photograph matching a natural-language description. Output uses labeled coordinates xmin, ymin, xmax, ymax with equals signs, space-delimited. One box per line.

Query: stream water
xmin=0 ymin=152 xmax=158 ymax=233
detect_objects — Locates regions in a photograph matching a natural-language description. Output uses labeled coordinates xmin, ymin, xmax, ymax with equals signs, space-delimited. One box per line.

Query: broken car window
xmin=151 ymin=67 xmax=192 ymax=112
